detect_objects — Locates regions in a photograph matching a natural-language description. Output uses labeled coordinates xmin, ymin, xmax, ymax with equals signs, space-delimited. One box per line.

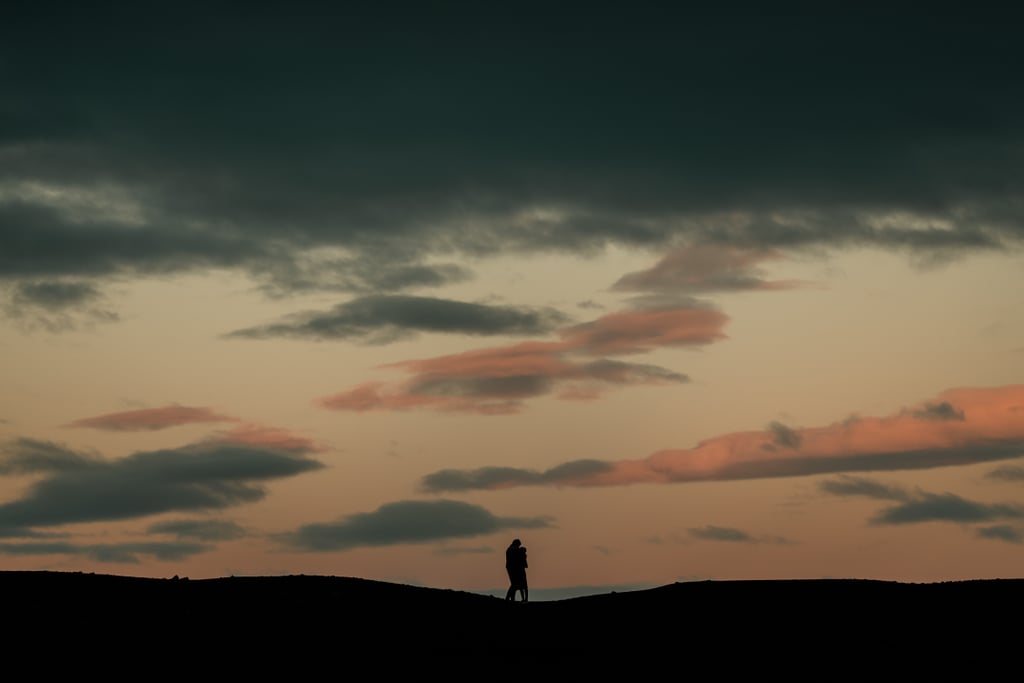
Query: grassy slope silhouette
xmin=4 ymin=571 xmax=1019 ymax=679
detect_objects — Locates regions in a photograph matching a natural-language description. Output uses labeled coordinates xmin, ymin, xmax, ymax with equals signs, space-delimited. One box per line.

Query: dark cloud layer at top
xmin=2 ymin=3 xmax=1023 ymax=313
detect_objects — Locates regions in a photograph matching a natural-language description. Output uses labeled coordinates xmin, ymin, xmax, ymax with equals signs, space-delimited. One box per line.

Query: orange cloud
xmin=572 ymin=385 xmax=1024 ymax=486
xmin=66 ymin=405 xmax=238 ymax=431
xmin=420 ymin=385 xmax=1024 ymax=490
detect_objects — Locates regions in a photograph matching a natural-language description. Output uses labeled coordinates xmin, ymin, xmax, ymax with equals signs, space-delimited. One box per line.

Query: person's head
xmin=512 ymin=538 xmax=521 ymax=547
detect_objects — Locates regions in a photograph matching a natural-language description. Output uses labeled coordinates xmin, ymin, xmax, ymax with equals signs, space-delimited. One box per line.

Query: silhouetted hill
xmin=4 ymin=571 xmax=1019 ymax=680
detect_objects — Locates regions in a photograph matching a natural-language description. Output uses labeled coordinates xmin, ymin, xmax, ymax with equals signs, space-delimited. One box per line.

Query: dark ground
xmin=4 ymin=571 xmax=1020 ymax=680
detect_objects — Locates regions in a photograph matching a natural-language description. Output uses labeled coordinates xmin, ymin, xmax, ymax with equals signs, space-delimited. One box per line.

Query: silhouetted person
xmin=505 ymin=538 xmax=528 ymax=602
xmin=517 ymin=545 xmax=528 ymax=603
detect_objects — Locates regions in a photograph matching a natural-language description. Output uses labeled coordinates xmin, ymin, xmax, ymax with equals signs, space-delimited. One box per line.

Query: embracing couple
xmin=504 ymin=538 xmax=528 ymax=602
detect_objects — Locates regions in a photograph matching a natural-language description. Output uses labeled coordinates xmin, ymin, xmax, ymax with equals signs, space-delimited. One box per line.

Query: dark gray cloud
xmin=765 ymin=421 xmax=802 ymax=450
xmin=277 ymin=499 xmax=554 ymax=551
xmin=420 ymin=460 xmax=613 ymax=493
xmin=820 ymin=474 xmax=1024 ymax=530
xmin=0 ymin=540 xmax=210 ymax=563
xmin=255 ymin=257 xmax=474 ymax=298
xmin=819 ymin=475 xmax=909 ymax=501
xmin=986 ymin=464 xmax=1024 ymax=482
xmin=146 ymin=519 xmax=249 ymax=542
xmin=3 ymin=3 xmax=1023 ymax=324
xmin=0 ymin=437 xmax=103 ymax=474
xmin=3 ymin=279 xmax=119 ymax=332
xmin=912 ymin=402 xmax=966 ymax=421
xmin=0 ymin=438 xmax=324 ymax=536
xmin=226 ymin=295 xmax=572 ymax=343
xmin=871 ymin=492 xmax=1024 ymax=525
xmin=11 ymin=280 xmax=101 ymax=310
xmin=976 ymin=525 xmax=1024 ymax=543
xmin=579 ymin=359 xmax=688 ymax=384
xmin=688 ymin=525 xmax=755 ymax=543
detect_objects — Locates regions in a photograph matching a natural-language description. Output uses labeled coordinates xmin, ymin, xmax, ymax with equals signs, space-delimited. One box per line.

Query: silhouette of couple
xmin=505 ymin=538 xmax=528 ymax=602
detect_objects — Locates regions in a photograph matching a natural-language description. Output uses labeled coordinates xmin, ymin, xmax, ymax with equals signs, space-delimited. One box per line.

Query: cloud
xmin=611 ymin=245 xmax=814 ymax=295
xmin=0 ymin=437 xmax=103 ymax=475
xmin=0 ymin=437 xmax=324 ymax=537
xmin=318 ymin=303 xmax=719 ymax=414
xmin=688 ymin=525 xmax=755 ymax=543
xmin=255 ymin=257 xmax=474 ymax=297
xmin=421 ymin=461 xmax=614 ymax=493
xmin=976 ymin=525 xmax=1024 ymax=543
xmin=206 ymin=423 xmax=328 ymax=453
xmin=0 ymin=540 xmax=211 ymax=563
xmin=3 ymin=5 xmax=1023 ymax=326
xmin=765 ymin=421 xmax=802 ymax=450
xmin=819 ymin=475 xmax=909 ymax=501
xmin=276 ymin=499 xmax=554 ymax=552
xmin=146 ymin=518 xmax=248 ymax=542
xmin=869 ymin=492 xmax=1024 ymax=526
xmin=11 ymin=280 xmax=102 ymax=309
xmin=66 ymin=405 xmax=239 ymax=431
xmin=420 ymin=384 xmax=1024 ymax=490
xmin=3 ymin=279 xmax=119 ymax=332
xmin=985 ymin=464 xmax=1024 ymax=482
xmin=819 ymin=475 xmax=1024 ymax=529
xmin=912 ymin=402 xmax=966 ymax=421
xmin=225 ymin=294 xmax=572 ymax=343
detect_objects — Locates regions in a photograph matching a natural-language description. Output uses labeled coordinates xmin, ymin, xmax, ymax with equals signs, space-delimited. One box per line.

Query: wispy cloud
xmin=3 ymin=279 xmax=118 ymax=332
xmin=66 ymin=405 xmax=239 ymax=431
xmin=612 ymin=245 xmax=815 ymax=295
xmin=421 ymin=385 xmax=1024 ymax=490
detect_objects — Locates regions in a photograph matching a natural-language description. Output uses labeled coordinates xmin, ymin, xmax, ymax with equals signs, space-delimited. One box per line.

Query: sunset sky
xmin=2 ymin=4 xmax=1024 ymax=600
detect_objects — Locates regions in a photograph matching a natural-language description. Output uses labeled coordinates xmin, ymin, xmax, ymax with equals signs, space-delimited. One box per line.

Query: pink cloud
xmin=559 ymin=307 xmax=728 ymax=355
xmin=210 ymin=423 xmax=327 ymax=453
xmin=565 ymin=385 xmax=1024 ymax=486
xmin=318 ymin=304 xmax=720 ymax=414
xmin=66 ymin=405 xmax=238 ymax=431
xmin=384 ymin=340 xmax=575 ymax=378
xmin=420 ymin=385 xmax=1024 ymax=492
xmin=317 ymin=381 xmax=486 ymax=413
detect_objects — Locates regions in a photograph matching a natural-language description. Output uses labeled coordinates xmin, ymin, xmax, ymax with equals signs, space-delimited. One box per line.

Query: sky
xmin=2 ymin=3 xmax=1024 ymax=600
